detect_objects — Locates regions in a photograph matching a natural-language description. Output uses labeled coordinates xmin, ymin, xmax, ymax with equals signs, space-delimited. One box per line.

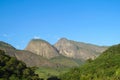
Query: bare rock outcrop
xmin=25 ymin=39 xmax=59 ymax=59
xmin=54 ymin=38 xmax=108 ymax=60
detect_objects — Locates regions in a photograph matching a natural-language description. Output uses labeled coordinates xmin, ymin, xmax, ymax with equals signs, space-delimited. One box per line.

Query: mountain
xmin=14 ymin=50 xmax=56 ymax=67
xmin=60 ymin=44 xmax=120 ymax=80
xmin=0 ymin=41 xmax=55 ymax=67
xmin=54 ymin=38 xmax=108 ymax=60
xmin=24 ymin=39 xmax=83 ymax=67
xmin=0 ymin=38 xmax=108 ymax=68
xmin=0 ymin=41 xmax=81 ymax=68
xmin=25 ymin=39 xmax=59 ymax=59
xmin=0 ymin=41 xmax=16 ymax=57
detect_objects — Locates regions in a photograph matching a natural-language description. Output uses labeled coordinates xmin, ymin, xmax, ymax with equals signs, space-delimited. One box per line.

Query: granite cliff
xmin=54 ymin=38 xmax=108 ymax=60
xmin=25 ymin=39 xmax=59 ymax=59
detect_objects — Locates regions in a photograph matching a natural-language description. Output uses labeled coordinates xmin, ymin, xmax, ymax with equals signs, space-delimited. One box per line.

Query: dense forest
xmin=60 ymin=44 xmax=120 ymax=80
xmin=0 ymin=50 xmax=42 ymax=80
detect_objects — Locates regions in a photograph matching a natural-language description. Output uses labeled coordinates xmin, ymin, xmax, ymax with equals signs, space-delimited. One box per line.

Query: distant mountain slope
xmin=60 ymin=44 xmax=120 ymax=80
xmin=14 ymin=50 xmax=56 ymax=67
xmin=25 ymin=39 xmax=59 ymax=59
xmin=0 ymin=38 xmax=109 ymax=68
xmin=0 ymin=41 xmax=55 ymax=67
xmin=0 ymin=41 xmax=82 ymax=68
xmin=0 ymin=41 xmax=16 ymax=57
xmin=54 ymin=38 xmax=108 ymax=60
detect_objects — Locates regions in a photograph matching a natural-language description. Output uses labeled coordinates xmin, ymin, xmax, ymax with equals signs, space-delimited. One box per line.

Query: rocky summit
xmin=54 ymin=38 xmax=108 ymax=60
xmin=25 ymin=39 xmax=59 ymax=59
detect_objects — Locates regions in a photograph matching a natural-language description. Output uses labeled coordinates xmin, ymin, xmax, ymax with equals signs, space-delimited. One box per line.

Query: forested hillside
xmin=60 ymin=44 xmax=120 ymax=80
xmin=0 ymin=50 xmax=42 ymax=80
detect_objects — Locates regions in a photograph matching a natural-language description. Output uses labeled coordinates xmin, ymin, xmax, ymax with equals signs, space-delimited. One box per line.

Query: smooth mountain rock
xmin=54 ymin=38 xmax=108 ymax=60
xmin=25 ymin=39 xmax=59 ymax=59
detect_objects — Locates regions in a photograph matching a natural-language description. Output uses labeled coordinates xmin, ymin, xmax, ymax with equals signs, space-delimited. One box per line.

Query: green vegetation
xmin=35 ymin=67 xmax=69 ymax=80
xmin=0 ymin=50 xmax=42 ymax=80
xmin=35 ymin=56 xmax=83 ymax=80
xmin=60 ymin=44 xmax=120 ymax=80
xmin=50 ymin=56 xmax=83 ymax=67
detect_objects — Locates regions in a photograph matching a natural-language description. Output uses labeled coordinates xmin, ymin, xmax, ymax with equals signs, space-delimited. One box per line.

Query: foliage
xmin=60 ymin=44 xmax=120 ymax=80
xmin=35 ymin=67 xmax=69 ymax=80
xmin=50 ymin=56 xmax=83 ymax=67
xmin=47 ymin=76 xmax=61 ymax=80
xmin=0 ymin=50 xmax=42 ymax=80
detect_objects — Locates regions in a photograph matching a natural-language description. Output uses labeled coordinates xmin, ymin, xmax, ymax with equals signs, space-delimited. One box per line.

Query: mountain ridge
xmin=54 ymin=38 xmax=108 ymax=60
xmin=0 ymin=37 xmax=108 ymax=67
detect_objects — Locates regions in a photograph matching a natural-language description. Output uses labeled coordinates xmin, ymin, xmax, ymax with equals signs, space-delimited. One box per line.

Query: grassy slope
xmin=35 ymin=56 xmax=84 ymax=79
xmin=50 ymin=56 xmax=84 ymax=67
xmin=35 ymin=67 xmax=69 ymax=80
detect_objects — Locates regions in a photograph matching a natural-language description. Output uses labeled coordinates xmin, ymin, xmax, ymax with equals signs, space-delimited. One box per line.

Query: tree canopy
xmin=0 ymin=50 xmax=42 ymax=80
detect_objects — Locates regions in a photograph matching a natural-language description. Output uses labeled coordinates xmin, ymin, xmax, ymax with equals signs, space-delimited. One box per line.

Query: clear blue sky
xmin=0 ymin=0 xmax=120 ymax=49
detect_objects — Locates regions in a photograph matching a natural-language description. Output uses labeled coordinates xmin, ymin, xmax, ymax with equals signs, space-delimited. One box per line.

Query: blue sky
xmin=0 ymin=0 xmax=120 ymax=49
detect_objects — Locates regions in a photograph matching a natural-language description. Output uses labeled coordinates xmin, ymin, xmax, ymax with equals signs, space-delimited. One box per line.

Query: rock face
xmin=54 ymin=38 xmax=108 ymax=60
xmin=25 ymin=39 xmax=59 ymax=59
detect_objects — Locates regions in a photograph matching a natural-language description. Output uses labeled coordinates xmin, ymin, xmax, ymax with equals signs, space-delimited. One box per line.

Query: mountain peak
xmin=59 ymin=38 xmax=68 ymax=41
xmin=57 ymin=38 xmax=68 ymax=44
xmin=0 ymin=41 xmax=15 ymax=49
xmin=54 ymin=38 xmax=108 ymax=60
xmin=31 ymin=38 xmax=48 ymax=43
xmin=25 ymin=39 xmax=59 ymax=59
xmin=32 ymin=38 xmax=43 ymax=41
